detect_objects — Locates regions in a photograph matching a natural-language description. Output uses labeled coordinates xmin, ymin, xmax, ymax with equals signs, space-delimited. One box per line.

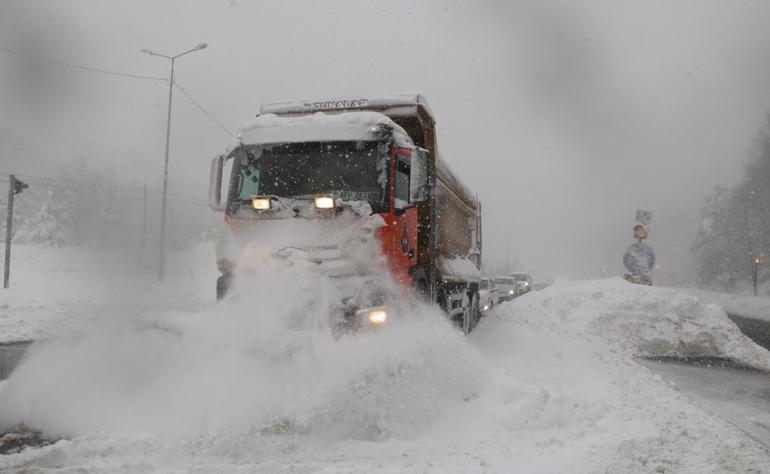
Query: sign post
xmin=624 ymin=209 xmax=656 ymax=285
xmin=635 ymin=209 xmax=652 ymax=227
xmin=4 ymin=175 xmax=28 ymax=289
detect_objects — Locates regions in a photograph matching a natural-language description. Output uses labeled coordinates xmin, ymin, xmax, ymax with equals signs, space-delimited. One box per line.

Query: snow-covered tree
xmin=25 ymin=188 xmax=71 ymax=246
xmin=0 ymin=185 xmax=37 ymax=245
xmin=692 ymin=186 xmax=735 ymax=288
xmin=693 ymin=113 xmax=770 ymax=291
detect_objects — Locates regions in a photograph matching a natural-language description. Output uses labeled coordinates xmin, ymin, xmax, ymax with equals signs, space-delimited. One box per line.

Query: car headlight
xmin=252 ymin=196 xmax=272 ymax=211
xmin=356 ymin=306 xmax=388 ymax=326
xmin=483 ymin=304 xmax=490 ymax=311
xmin=509 ymin=289 xmax=515 ymax=295
xmin=314 ymin=195 xmax=336 ymax=209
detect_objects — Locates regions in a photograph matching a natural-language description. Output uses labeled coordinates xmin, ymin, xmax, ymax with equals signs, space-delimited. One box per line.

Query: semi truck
xmin=208 ymin=94 xmax=482 ymax=333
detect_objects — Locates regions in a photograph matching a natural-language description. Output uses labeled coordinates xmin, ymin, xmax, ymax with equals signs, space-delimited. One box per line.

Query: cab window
xmin=394 ymin=156 xmax=410 ymax=210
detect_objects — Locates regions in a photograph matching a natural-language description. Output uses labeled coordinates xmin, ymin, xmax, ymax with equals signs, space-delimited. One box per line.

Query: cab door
xmin=379 ymin=147 xmax=419 ymax=286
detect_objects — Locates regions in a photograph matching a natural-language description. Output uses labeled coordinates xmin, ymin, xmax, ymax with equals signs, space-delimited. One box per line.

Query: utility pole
xmin=141 ymin=183 xmax=147 ymax=261
xmin=141 ymin=42 xmax=207 ymax=281
xmin=4 ymin=175 xmax=28 ymax=289
xmin=506 ymin=232 xmax=510 ymax=275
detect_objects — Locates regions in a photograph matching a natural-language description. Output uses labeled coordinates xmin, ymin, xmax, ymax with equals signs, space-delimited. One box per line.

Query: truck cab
xmin=209 ymin=94 xmax=482 ymax=333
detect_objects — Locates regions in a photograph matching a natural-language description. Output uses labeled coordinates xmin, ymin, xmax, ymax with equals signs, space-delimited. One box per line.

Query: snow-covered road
xmin=2 ymin=244 xmax=770 ymax=472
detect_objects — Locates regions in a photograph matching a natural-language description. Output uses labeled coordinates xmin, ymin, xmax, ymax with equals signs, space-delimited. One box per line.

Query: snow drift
xmin=512 ymin=278 xmax=770 ymax=370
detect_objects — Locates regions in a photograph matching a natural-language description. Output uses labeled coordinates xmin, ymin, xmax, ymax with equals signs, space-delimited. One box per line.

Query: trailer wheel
xmin=436 ymin=287 xmax=448 ymax=313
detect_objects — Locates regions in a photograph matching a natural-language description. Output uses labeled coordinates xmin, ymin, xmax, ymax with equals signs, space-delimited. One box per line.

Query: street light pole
xmin=158 ymin=56 xmax=175 ymax=282
xmin=753 ymin=256 xmax=761 ymax=297
xmin=141 ymin=43 xmax=207 ymax=281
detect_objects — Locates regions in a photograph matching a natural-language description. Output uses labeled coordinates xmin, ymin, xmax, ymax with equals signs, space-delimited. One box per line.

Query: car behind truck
xmin=208 ymin=94 xmax=482 ymax=333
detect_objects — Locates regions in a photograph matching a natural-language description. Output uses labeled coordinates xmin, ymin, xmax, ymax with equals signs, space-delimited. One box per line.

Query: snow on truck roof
xmin=232 ymin=94 xmax=433 ymax=148
xmin=234 ymin=111 xmax=413 ymax=148
xmin=260 ymin=93 xmax=435 ymax=122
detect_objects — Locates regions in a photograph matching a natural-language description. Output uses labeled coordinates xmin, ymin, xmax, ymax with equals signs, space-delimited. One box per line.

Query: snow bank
xmin=513 ymin=278 xmax=770 ymax=370
xmin=473 ymin=279 xmax=770 ymax=472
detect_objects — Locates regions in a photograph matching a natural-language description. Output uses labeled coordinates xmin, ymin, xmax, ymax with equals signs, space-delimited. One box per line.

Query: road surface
xmin=641 ymin=358 xmax=770 ymax=448
xmin=0 ymin=342 xmax=29 ymax=380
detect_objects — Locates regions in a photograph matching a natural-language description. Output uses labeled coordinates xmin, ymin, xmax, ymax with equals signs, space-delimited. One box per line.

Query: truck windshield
xmin=231 ymin=141 xmax=387 ymax=212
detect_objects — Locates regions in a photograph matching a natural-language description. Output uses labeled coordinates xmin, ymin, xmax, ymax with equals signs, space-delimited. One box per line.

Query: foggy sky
xmin=2 ymin=0 xmax=770 ymax=282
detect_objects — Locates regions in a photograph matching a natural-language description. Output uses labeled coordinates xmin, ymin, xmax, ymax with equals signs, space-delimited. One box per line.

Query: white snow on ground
xmin=0 ymin=243 xmax=216 ymax=343
xmin=525 ymin=281 xmax=770 ymax=371
xmin=1 ymin=244 xmax=770 ymax=472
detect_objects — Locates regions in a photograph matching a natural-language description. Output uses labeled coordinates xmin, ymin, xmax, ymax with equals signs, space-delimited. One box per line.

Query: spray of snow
xmin=1 ymin=250 xmax=769 ymax=471
xmin=0 ymin=218 xmax=484 ymax=444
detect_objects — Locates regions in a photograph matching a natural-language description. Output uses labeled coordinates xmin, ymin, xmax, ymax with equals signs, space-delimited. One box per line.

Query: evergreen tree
xmin=26 ymin=188 xmax=71 ymax=246
xmin=693 ymin=114 xmax=770 ymax=290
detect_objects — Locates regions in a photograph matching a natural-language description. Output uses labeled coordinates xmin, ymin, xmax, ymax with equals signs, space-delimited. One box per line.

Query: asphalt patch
xmin=643 ymin=355 xmax=765 ymax=372
xmin=0 ymin=428 xmax=55 ymax=455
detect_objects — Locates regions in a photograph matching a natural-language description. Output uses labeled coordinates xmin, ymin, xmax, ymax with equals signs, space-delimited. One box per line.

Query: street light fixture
xmin=141 ymin=43 xmax=207 ymax=281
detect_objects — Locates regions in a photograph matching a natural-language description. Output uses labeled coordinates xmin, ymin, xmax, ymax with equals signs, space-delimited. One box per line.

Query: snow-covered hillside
xmin=1 ymin=245 xmax=769 ymax=472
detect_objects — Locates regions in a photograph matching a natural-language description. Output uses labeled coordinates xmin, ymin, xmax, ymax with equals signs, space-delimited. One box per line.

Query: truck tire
xmin=460 ymin=291 xmax=480 ymax=334
xmin=412 ymin=278 xmax=429 ymax=300
xmin=464 ymin=291 xmax=481 ymax=331
xmin=410 ymin=267 xmax=429 ymax=301
xmin=461 ymin=291 xmax=480 ymax=334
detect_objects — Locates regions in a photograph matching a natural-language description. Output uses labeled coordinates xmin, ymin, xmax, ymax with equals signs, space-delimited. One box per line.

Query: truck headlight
xmin=252 ymin=196 xmax=272 ymax=211
xmin=356 ymin=306 xmax=388 ymax=326
xmin=314 ymin=195 xmax=336 ymax=209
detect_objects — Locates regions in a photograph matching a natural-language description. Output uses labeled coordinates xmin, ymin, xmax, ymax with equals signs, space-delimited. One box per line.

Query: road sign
xmin=636 ymin=209 xmax=652 ymax=226
xmin=623 ymin=242 xmax=656 ymax=276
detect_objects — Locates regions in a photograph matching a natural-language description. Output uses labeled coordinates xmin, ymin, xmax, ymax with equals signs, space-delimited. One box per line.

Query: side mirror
xmin=410 ymin=147 xmax=430 ymax=203
xmin=209 ymin=155 xmax=225 ymax=211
